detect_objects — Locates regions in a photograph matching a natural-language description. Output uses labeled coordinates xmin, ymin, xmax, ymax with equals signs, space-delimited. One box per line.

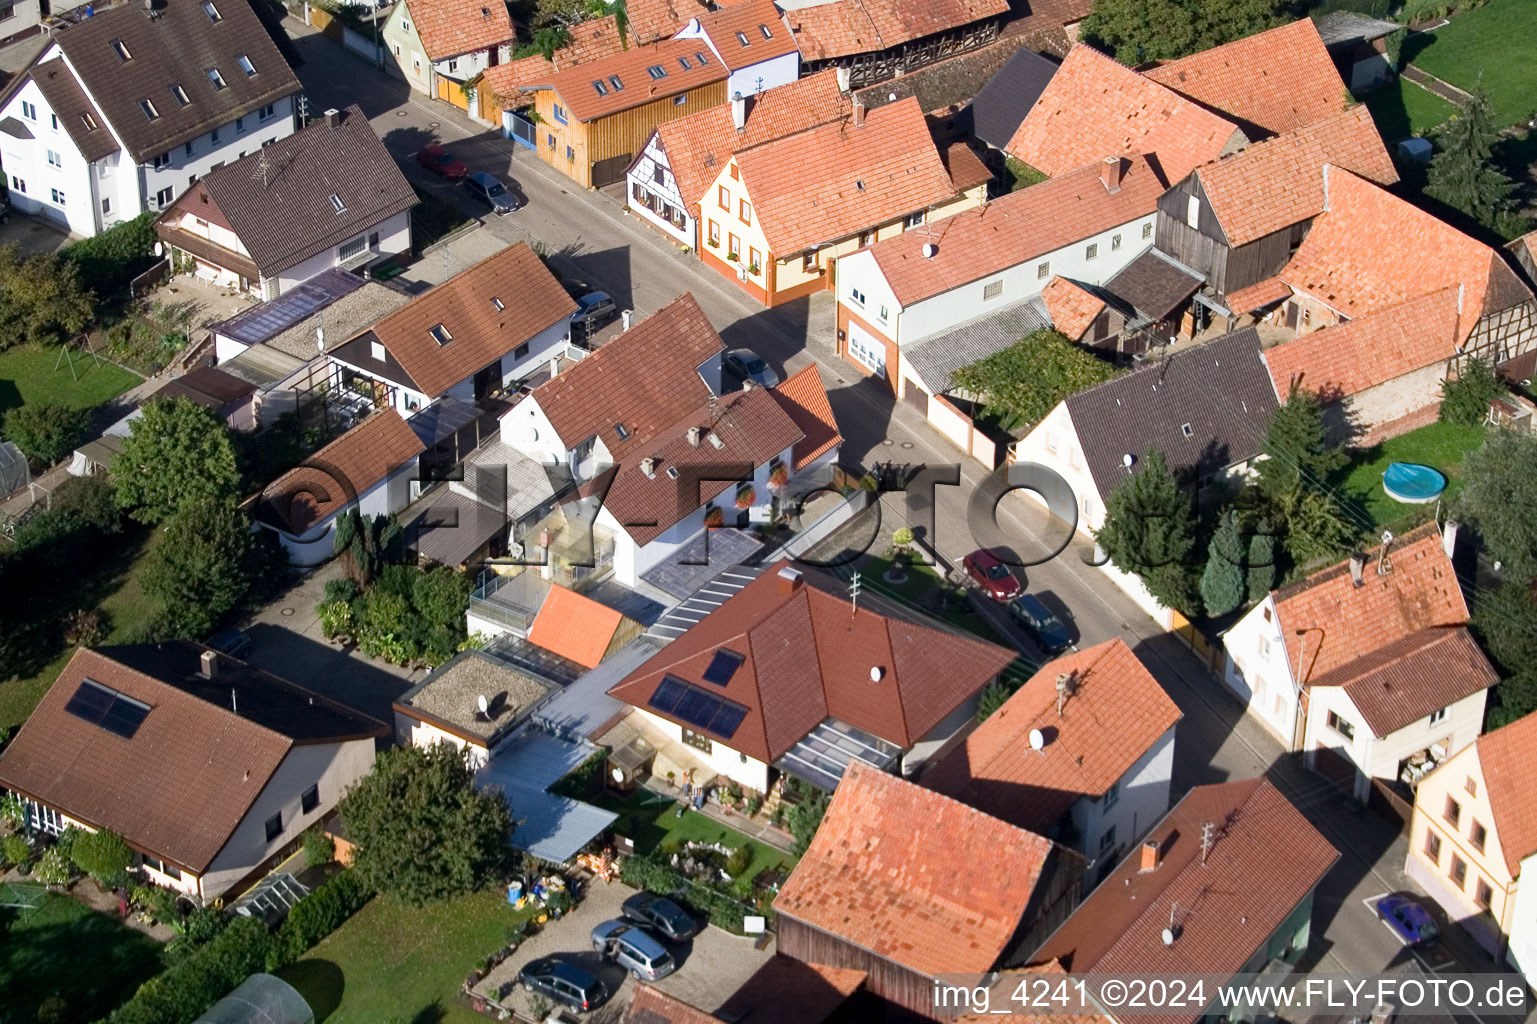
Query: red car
xmin=964 ymin=548 xmax=1023 ymax=601
xmin=415 ymin=143 xmax=468 ymax=181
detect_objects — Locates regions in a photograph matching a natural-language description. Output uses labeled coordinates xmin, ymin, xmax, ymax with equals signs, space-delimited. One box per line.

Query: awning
xmin=477 ymin=730 xmax=618 ymax=864
xmin=774 ymin=717 xmax=902 ymax=793
xmin=0 ymin=116 xmax=33 ymax=140
xmin=406 ymin=488 xmax=504 ymax=567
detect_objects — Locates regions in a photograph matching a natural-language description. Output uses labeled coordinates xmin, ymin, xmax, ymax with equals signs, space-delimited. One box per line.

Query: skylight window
xmin=237 ymin=53 xmax=256 ymax=76
xmin=429 ymin=324 xmax=453 ymax=346
xmin=592 ymin=79 xmax=608 ymax=96
xmin=615 ymin=423 xmax=630 ymax=440
xmin=207 ymin=68 xmax=227 ymax=90
xmin=646 ymin=64 xmax=667 ymax=80
xmin=111 ymin=39 xmax=132 ymax=61
xmin=489 ymin=296 xmax=505 ymax=311
xmin=80 ymin=112 xmax=98 ymax=130
xmin=170 ymin=83 xmax=190 ymax=106
xmin=678 ymin=56 xmax=691 ymax=71
xmin=140 ymin=99 xmax=160 ymax=121
xmin=202 ymin=1 xmax=221 ymax=20
xmin=609 ymin=75 xmax=624 ymax=91
xmin=695 ymin=51 xmax=709 ymax=65
xmin=329 ymin=193 xmax=346 ymax=213
xmin=735 ymin=30 xmax=749 ymax=46
xmin=759 ymin=24 xmax=772 ymax=39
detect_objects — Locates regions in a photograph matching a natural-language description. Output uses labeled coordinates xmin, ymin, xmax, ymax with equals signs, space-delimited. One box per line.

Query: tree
xmin=1080 ymin=0 xmax=1287 ymax=64
xmin=1199 ymin=509 xmax=1247 ymax=616
xmin=1472 ymin=578 xmax=1537 ymax=676
xmin=71 ymin=828 xmax=132 ymax=886
xmin=334 ymin=510 xmax=404 ymax=586
xmin=1427 ymin=85 xmax=1528 ymax=237
xmin=50 ymin=475 xmax=121 ymax=534
xmin=950 ymin=329 xmax=1118 ymax=432
xmin=1275 ymin=487 xmax=1356 ymax=567
xmin=1439 ymin=356 xmax=1508 ymax=426
xmin=786 ymin=790 xmax=829 ymax=856
xmin=114 ymin=397 xmax=240 ymax=523
xmin=1187 ymin=0 xmax=1287 ymax=51
xmin=61 ymin=212 xmax=158 ymax=299
xmin=1458 ymin=429 xmax=1537 ymax=582
xmin=529 ymin=23 xmax=571 ymax=59
xmin=1094 ymin=448 xmax=1202 ymax=615
xmin=339 ymin=742 xmax=513 ymax=904
xmin=1247 ymin=519 xmax=1278 ymax=602
xmin=1255 ymin=382 xmax=1349 ymax=502
xmin=0 ymin=246 xmax=95 ymax=349
xmin=3 ymin=403 xmax=90 ymax=464
xmin=141 ymin=496 xmax=254 ymax=638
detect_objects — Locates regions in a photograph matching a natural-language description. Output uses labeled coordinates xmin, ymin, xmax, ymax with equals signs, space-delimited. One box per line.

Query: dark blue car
xmin=1377 ymin=894 xmax=1440 ymax=947
xmin=1008 ymin=594 xmax=1072 ymax=654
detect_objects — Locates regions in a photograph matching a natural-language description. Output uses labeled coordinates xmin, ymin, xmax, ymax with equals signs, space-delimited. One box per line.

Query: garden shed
xmin=191 ymin=973 xmax=314 ymax=1024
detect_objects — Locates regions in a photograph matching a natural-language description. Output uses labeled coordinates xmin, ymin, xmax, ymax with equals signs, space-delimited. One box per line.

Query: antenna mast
xmin=1199 ymin=822 xmax=1216 ymax=866
xmin=849 ymin=570 xmax=861 ymax=617
xmin=1377 ymin=529 xmax=1395 ymax=576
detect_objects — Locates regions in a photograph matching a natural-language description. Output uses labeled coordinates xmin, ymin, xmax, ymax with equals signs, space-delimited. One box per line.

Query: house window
xmin=257 ymin=103 xmax=275 ymax=121
xmin=695 ymin=51 xmax=709 ymax=65
xmin=553 ymin=103 xmax=568 ymax=124
xmin=1111 ymin=233 xmax=1122 ymax=251
xmin=330 ymin=193 xmax=347 ymax=213
xmin=202 ymin=0 xmax=221 ymax=20
xmin=547 ymin=133 xmax=555 ymax=150
xmin=0 ymin=3 xmax=16 ymax=19
xmin=646 ymin=64 xmax=667 ymax=80
xmin=140 ymin=99 xmax=160 ymax=121
xmin=447 ymin=59 xmax=458 ymax=73
xmin=1326 ymin=710 xmax=1354 ymax=741
xmin=156 ymin=186 xmax=173 ymax=206
xmin=708 ymin=220 xmax=720 ymax=247
xmin=151 ymin=151 xmax=170 ymax=169
xmin=739 ymin=198 xmax=751 ymax=224
xmin=609 ymin=75 xmax=624 ymax=91
xmin=1257 ymin=634 xmax=1271 ymax=661
xmin=50 ymin=188 xmax=64 ymax=206
xmin=301 ymin=785 xmax=320 ymax=814
xmin=735 ymin=30 xmax=749 ymax=45
xmin=718 ymin=185 xmax=729 ymax=210
xmin=82 ymin=112 xmax=99 ymax=131
xmin=728 ymin=232 xmax=740 ymax=259
xmin=207 ymin=68 xmax=227 ymax=90
xmin=850 ymin=287 xmax=866 ymax=307
xmin=1471 ymin=820 xmax=1487 ymax=852
xmin=1466 ymin=777 xmax=1478 ymax=797
xmin=46 ymin=149 xmax=61 ymax=167
xmin=1102 ymin=780 xmax=1119 ymax=808
xmin=211 ymin=126 xmax=220 ymax=143
xmin=1476 ymin=879 xmax=1493 ymax=910
xmin=592 ymin=79 xmax=608 ymax=96
xmin=514 ymin=342 xmax=530 ymax=360
xmin=1450 ymin=854 xmax=1467 ymax=888
xmin=651 ymin=165 xmax=665 ymax=187
xmin=1444 ymin=795 xmax=1461 ymax=828
xmin=235 ymin=116 xmax=245 ymax=134
xmin=674 ymin=93 xmax=687 ymax=106
xmin=678 ymin=57 xmax=691 ymax=71
xmin=1037 ymin=261 xmax=1050 ymax=280
xmin=878 ymin=304 xmax=888 ymax=322
xmin=1429 ymin=706 xmax=1448 ymax=725
xmin=1099 ymin=826 xmax=1117 ymax=853
xmin=1424 ymin=830 xmax=1442 ymax=864
xmin=682 ymin=728 xmax=713 ymax=754
xmin=982 ymin=280 xmax=1003 ymax=301
xmin=904 ymin=211 xmax=924 ymax=229
xmin=185 ymin=140 xmax=194 ymax=156
xmin=238 ymin=53 xmax=256 ymax=76
xmin=803 ymin=251 xmax=818 ymax=272
xmin=338 ymin=236 xmax=367 ymax=261
xmin=429 ymin=324 xmax=453 ymax=345
xmin=264 ymin=812 xmax=283 ymax=842
xmin=101 ymin=197 xmax=111 ymax=215
xmin=846 ymin=330 xmax=885 ymax=378
xmin=565 ymin=145 xmax=574 ymax=161
xmin=1186 ymin=196 xmax=1200 ymax=227
xmin=49 ymin=112 xmax=57 ymax=130
xmin=1085 ymin=243 xmax=1098 ymax=260
xmin=748 ymin=246 xmax=760 ymax=272
xmin=400 ymin=16 xmax=410 ymax=31
xmin=161 ymin=861 xmax=181 ymax=880
xmin=371 ymin=341 xmax=386 ymax=361
xmin=1143 ymin=221 xmax=1154 ymax=239
xmin=729 ymin=163 xmax=739 ymax=181
xmin=1046 ymin=429 xmax=1060 ymax=452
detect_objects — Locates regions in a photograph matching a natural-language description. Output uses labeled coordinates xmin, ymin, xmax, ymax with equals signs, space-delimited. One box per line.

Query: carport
xmin=477 ymin=729 xmax=617 ymax=863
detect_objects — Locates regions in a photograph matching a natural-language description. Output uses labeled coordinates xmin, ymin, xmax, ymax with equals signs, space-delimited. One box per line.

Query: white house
xmin=379 ymin=0 xmax=513 ymax=117
xmin=0 ymin=0 xmax=299 ymax=236
xmin=670 ymin=0 xmax=801 ymax=100
xmin=0 ymin=643 xmax=385 ymax=902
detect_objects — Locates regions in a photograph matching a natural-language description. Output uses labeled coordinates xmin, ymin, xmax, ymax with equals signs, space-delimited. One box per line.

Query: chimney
xmin=200 ymin=649 xmax=219 ymax=679
xmin=1442 ymin=519 xmax=1460 ymax=560
xmin=852 ymin=101 xmax=866 ymax=127
xmin=836 ymin=66 xmax=851 ymax=94
xmin=1139 ymin=838 xmax=1162 ymax=872
xmin=686 ymin=426 xmax=702 ymax=447
xmin=324 ymin=107 xmax=341 ymax=129
xmin=1349 ymin=552 xmax=1365 ymax=587
xmin=640 ymin=457 xmax=656 ymax=479
xmin=777 ymin=565 xmax=803 ymax=594
xmin=1100 ymin=156 xmax=1124 ymax=193
xmin=731 ymin=92 xmax=746 ymax=131
xmin=707 ymin=431 xmax=724 ymax=449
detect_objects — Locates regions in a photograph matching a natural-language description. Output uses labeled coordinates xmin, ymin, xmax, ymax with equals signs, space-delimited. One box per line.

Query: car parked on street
xmin=1007 ymin=594 xmax=1071 ymax=653
xmin=204 ymin=628 xmax=252 ymax=660
xmin=591 ymin=919 xmax=677 ymax=981
xmin=569 ymin=292 xmax=617 ymax=340
xmin=1377 ymin=894 xmax=1440 ymax=947
xmin=518 ymin=957 xmax=608 ymax=1013
xmin=415 ymin=143 xmax=468 ymax=181
xmin=621 ymin=891 xmax=698 ymax=941
xmin=724 ymin=348 xmax=780 ymax=389
xmin=464 ymin=171 xmax=525 ymax=214
xmin=963 ymin=548 xmax=1023 ymax=601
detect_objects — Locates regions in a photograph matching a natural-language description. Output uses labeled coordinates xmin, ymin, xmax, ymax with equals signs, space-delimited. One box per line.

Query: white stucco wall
xmin=396 ymin=710 xmax=490 ymax=768
xmin=271 ymin=208 xmax=413 ymax=295
xmin=1506 ymin=852 xmax=1537 ymax=976
xmin=634 ymin=707 xmax=770 ymax=793
xmin=266 ymin=459 xmax=418 ymax=566
xmin=1221 ymin=595 xmax=1299 ymax=750
xmin=1071 ymin=726 xmax=1177 ymax=880
xmin=1306 ymin=684 xmax=1487 ymax=800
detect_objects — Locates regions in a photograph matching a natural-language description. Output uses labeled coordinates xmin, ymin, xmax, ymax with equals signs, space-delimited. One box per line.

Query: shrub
xmin=0 ymin=793 xmax=25 ymax=827
xmin=317 ymin=600 xmax=353 ymax=640
xmin=264 ymin=870 xmax=373 ymax=971
xmin=71 ymin=828 xmax=132 ymax=886
xmin=3 ymin=403 xmax=90 ymax=465
xmin=163 ymin=906 xmax=229 ymax=964
xmin=3 ymin=833 xmax=31 ymax=867
xmin=619 ymin=854 xmax=768 ymax=934
xmin=105 ymin=915 xmax=271 ymax=1024
xmin=1440 ymin=357 xmax=1507 ymax=426
xmin=724 ymin=845 xmax=752 ymax=878
xmin=322 ymin=577 xmax=361 ymax=606
xmin=302 ymin=826 xmax=335 ymax=869
xmin=62 ymin=212 xmax=157 ymax=299
xmin=548 ymin=751 xmax=606 ymax=800
xmin=63 ymin=608 xmax=107 ymax=648
xmin=34 ymin=847 xmax=71 ymax=886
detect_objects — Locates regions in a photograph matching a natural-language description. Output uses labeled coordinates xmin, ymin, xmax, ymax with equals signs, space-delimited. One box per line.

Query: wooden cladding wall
xmin=533 ymin=83 xmax=727 ymax=189
xmin=807 ymin=19 xmax=1003 ymax=88
xmin=777 ymin=916 xmax=943 ymax=1021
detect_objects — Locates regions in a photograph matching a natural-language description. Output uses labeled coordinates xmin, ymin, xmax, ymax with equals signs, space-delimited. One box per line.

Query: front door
xmin=473 ymin=359 xmax=501 ymax=399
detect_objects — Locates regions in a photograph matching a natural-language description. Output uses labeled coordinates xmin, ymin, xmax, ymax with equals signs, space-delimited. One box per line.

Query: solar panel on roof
xmin=702 ymin=649 xmax=743 ymax=686
xmin=64 ymin=679 xmax=150 ymax=739
xmin=215 ymin=272 xmax=364 ymax=346
xmin=709 ymin=702 xmax=746 ymax=739
xmin=649 ymin=677 xmax=685 ymax=714
xmin=674 ymin=686 xmax=718 ymax=729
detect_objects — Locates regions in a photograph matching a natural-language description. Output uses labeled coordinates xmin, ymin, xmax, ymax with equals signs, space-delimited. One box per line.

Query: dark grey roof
xmin=1104 ymin=248 xmax=1204 ymax=323
xmin=902 ymin=296 xmax=1051 ymax=393
xmin=163 ymin=106 xmax=417 ymax=278
xmin=408 ymin=395 xmax=481 ymax=447
xmin=0 ymin=116 xmax=33 ymax=139
xmin=1065 ymin=328 xmax=1278 ymax=501
xmin=1312 ymin=11 xmax=1401 ymax=48
xmin=969 ymin=47 xmax=1058 ymax=150
xmin=54 ymin=0 xmax=300 ymax=162
xmin=31 ymin=59 xmax=118 ymax=161
xmin=212 ymin=267 xmax=365 ymax=346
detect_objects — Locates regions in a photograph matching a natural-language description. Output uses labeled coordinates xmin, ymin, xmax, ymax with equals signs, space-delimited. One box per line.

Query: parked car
xmin=591 ymin=919 xmax=677 ymax=981
xmin=519 ymin=957 xmax=608 ymax=1013
xmin=724 ymin=348 xmax=780 ymax=389
xmin=569 ymin=292 xmax=618 ymax=339
xmin=621 ymin=891 xmax=698 ymax=941
xmin=463 ymin=171 xmax=525 ymax=214
xmin=415 ymin=143 xmax=468 ymax=181
xmin=1008 ymin=594 xmax=1071 ymax=654
xmin=1377 ymin=894 xmax=1440 ymax=947
xmin=204 ymin=628 xmax=252 ymax=660
xmin=963 ymin=548 xmax=1023 ymax=601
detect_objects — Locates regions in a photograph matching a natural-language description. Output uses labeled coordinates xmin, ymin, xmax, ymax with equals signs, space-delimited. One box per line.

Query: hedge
xmin=100 ymin=915 xmax=270 ymax=1024
xmin=62 ymin=213 xmax=157 ymax=299
xmin=264 ymin=869 xmax=374 ymax=971
xmin=618 ymin=854 xmax=772 ymax=935
xmin=546 ymin=750 xmax=606 ymax=800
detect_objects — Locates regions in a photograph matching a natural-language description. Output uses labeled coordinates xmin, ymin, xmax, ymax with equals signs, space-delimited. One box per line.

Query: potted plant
xmin=768 ymin=463 xmax=789 ymax=491
xmin=727 ymin=251 xmax=739 ymax=262
xmin=747 ymin=262 xmax=760 ymax=276
xmin=704 ymin=507 xmax=725 ymax=528
xmin=735 ymin=485 xmax=756 ymax=509
xmin=708 ymin=235 xmax=719 ymax=248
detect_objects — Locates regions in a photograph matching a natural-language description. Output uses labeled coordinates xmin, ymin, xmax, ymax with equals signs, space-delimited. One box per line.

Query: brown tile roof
xmin=53 ymin=0 xmax=300 ymax=163
xmin=259 ymin=409 xmax=425 ymax=535
xmin=0 ymin=644 xmax=385 ymax=874
xmin=942 ymin=139 xmax=993 ymax=192
xmin=527 ymin=584 xmax=624 ymax=669
xmin=31 ymin=58 xmax=118 ymax=162
xmin=1035 ymin=777 xmax=1337 ymax=1007
xmin=609 ymin=561 xmax=1016 ymax=761
xmin=1309 ymin=626 xmax=1496 ymax=737
xmin=529 ymin=292 xmax=722 ymax=461
xmin=774 ymin=762 xmax=1058 ymax=976
xmin=1263 ymin=288 xmax=1461 ymax=399
xmin=356 ymin=243 xmax=575 ymax=400
xmin=1189 ymin=105 xmax=1397 ymax=248
xmin=1472 ymin=711 xmax=1537 ymax=874
xmin=601 ymin=386 xmax=804 ymax=545
xmin=923 ymin=638 xmax=1181 ymax=833
xmin=784 ymin=0 xmax=1009 ymax=62
xmin=1224 ymin=274 xmax=1291 ymax=313
xmin=482 ymin=16 xmax=630 ymax=102
xmin=867 ymin=155 xmax=1162 ymax=307
xmin=1040 ymin=277 xmax=1107 ymax=341
xmin=735 ymin=96 xmax=956 ymax=255
xmin=626 ymin=0 xmax=697 ymax=44
xmin=650 ymin=68 xmax=850 ymax=211
xmin=1279 ymin=166 xmax=1534 ymax=334
xmin=1272 ymin=523 xmax=1468 ymax=685
xmin=405 ymin=0 xmax=514 ymax=61
xmin=523 ymin=37 xmax=727 ymax=122
xmin=768 ymin=364 xmax=842 ymax=469
xmin=696 ymin=0 xmax=799 ymax=71
xmin=149 ymin=365 xmax=256 ymax=409
xmin=714 ymin=955 xmax=866 ymax=1024
xmin=624 ymin=985 xmax=719 ymax=1024
xmin=1144 ymin=19 xmax=1348 ymax=137
xmin=1005 ymin=44 xmax=1244 ymax=185
xmin=157 ymin=106 xmax=417 ymax=280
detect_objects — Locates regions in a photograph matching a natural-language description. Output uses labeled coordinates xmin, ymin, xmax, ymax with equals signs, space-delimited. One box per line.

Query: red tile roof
xmin=1263 ymin=288 xmax=1461 ymax=399
xmin=1041 ymin=276 xmax=1108 ymax=341
xmin=922 ymin=639 xmax=1181 ymax=833
xmin=1308 ymin=626 xmax=1496 ymax=737
xmin=1189 ymin=105 xmax=1397 ymax=247
xmin=956 ymin=963 xmax=1116 ymax=1024
xmin=1035 ymin=778 xmax=1337 ymax=1009
xmin=1471 ymin=711 xmax=1537 ymax=874
xmin=528 ymin=293 xmax=723 ymax=462
xmin=696 ymin=0 xmax=799 ymax=71
xmin=868 ymin=155 xmax=1163 ymax=307
xmin=651 ymin=69 xmax=851 ymax=212
xmin=735 ymin=96 xmax=956 ymax=256
xmin=1224 ymin=275 xmax=1291 ymax=313
xmin=1279 ymin=166 xmax=1534 ymax=334
xmin=774 ymin=762 xmax=1059 ymax=976
xmin=260 ymin=410 xmax=425 ymax=535
xmin=482 ymin=16 xmax=630 ymax=102
xmin=623 ymin=985 xmax=719 ymax=1024
xmin=527 ymin=585 xmax=625 ymax=669
xmin=1005 ymin=44 xmax=1244 ymax=184
xmin=1144 ymin=19 xmax=1348 ymax=136
xmin=626 ymin=0 xmax=697 ymax=43
xmin=943 ymin=140 xmax=994 ymax=192
xmin=714 ymin=956 xmax=867 ymax=1024
xmin=608 ymin=561 xmax=1016 ymax=761
xmin=768 ymin=364 xmax=842 ymax=469
xmin=1272 ymin=523 xmax=1468 ymax=684
xmin=522 ymin=37 xmax=728 ymax=121
xmin=784 ymin=0 xmax=1009 ymax=62
xmin=406 ymin=0 xmax=515 ymax=61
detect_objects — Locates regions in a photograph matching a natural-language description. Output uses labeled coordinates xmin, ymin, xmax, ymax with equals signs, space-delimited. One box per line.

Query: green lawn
xmin=850 ymin=557 xmax=1006 ymax=644
xmin=1361 ymin=78 xmax=1457 ymax=141
xmin=0 ymin=891 xmax=163 ymax=1024
xmin=589 ymin=789 xmax=798 ymax=886
xmin=1402 ymin=0 xmax=1537 ymax=129
xmin=277 ymin=889 xmax=536 ymax=1024
xmin=1331 ymin=421 xmax=1487 ymax=533
xmin=0 ymin=343 xmax=140 ymax=420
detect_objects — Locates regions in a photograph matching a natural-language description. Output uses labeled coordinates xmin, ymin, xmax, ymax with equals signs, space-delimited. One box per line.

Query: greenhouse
xmin=191 ymin=973 xmax=314 ymax=1024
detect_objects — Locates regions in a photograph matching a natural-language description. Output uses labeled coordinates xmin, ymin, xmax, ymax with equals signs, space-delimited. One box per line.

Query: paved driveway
xmin=0 ymin=211 xmax=73 ymax=254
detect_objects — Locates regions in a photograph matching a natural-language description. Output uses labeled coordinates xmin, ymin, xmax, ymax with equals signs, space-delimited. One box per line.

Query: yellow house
xmin=699 ymin=95 xmax=991 ymax=307
xmin=1405 ymin=710 xmax=1537 ymax=970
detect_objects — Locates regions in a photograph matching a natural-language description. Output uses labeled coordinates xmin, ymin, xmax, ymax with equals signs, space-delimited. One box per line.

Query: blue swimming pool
xmin=1383 ymin=462 xmax=1447 ymax=504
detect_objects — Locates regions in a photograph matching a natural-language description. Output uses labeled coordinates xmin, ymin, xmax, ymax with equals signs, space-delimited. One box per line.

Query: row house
xmin=382 ymin=0 xmax=515 ymax=120
xmin=0 ymin=0 xmax=299 ymax=236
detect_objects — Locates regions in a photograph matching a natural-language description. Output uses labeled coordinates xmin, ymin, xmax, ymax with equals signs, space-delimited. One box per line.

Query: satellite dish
xmin=921 ymin=243 xmax=938 ymax=259
xmin=1122 ymin=453 xmax=1135 ymax=469
xmin=152 ymin=241 xmax=163 ymax=257
xmin=611 ymin=768 xmax=625 ymax=783
xmin=1161 ymin=927 xmax=1176 ymax=946
xmin=1028 ymin=728 xmax=1045 ymax=751
xmin=476 ymin=694 xmax=489 ymax=715
xmin=869 ymin=666 xmax=884 ymax=682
